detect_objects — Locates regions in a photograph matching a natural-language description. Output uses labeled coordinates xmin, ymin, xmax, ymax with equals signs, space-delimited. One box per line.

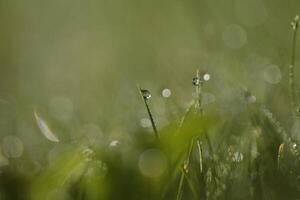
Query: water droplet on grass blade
xmin=34 ymin=110 xmax=59 ymax=142
xmin=140 ymin=89 xmax=151 ymax=100
xmin=192 ymin=77 xmax=201 ymax=86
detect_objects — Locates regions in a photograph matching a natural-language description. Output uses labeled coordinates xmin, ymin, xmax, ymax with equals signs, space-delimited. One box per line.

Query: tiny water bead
xmin=140 ymin=89 xmax=151 ymax=100
xmin=192 ymin=73 xmax=211 ymax=86
xmin=161 ymin=88 xmax=171 ymax=98
xmin=192 ymin=77 xmax=201 ymax=86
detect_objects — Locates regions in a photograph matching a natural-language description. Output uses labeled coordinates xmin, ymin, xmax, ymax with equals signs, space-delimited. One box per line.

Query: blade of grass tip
xmin=137 ymin=85 xmax=159 ymax=140
xmin=289 ymin=15 xmax=300 ymax=118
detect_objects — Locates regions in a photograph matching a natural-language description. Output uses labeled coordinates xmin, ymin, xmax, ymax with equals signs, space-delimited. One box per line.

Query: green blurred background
xmin=0 ymin=0 xmax=300 ymax=198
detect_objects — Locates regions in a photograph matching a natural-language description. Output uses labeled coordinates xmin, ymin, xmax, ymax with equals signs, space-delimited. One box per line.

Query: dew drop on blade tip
xmin=141 ymin=89 xmax=151 ymax=100
xmin=192 ymin=77 xmax=201 ymax=86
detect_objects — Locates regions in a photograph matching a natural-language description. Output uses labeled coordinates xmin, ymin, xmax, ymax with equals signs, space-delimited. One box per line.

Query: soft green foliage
xmin=1 ymin=1 xmax=300 ymax=200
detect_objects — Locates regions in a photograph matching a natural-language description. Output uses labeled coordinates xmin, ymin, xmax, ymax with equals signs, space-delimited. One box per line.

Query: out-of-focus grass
xmin=1 ymin=0 xmax=300 ymax=199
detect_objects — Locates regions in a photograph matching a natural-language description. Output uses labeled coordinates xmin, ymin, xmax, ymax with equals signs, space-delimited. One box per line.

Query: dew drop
xmin=192 ymin=77 xmax=201 ymax=86
xmin=141 ymin=89 xmax=151 ymax=100
xmin=34 ymin=110 xmax=59 ymax=143
xmin=161 ymin=88 xmax=171 ymax=98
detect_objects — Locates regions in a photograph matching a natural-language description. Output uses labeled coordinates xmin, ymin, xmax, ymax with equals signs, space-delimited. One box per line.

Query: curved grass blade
xmin=34 ymin=109 xmax=59 ymax=142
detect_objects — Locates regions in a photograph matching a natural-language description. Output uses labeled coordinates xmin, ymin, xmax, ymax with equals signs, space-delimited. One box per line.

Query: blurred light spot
xmin=2 ymin=136 xmax=24 ymax=158
xmin=49 ymin=96 xmax=74 ymax=121
xmin=234 ymin=0 xmax=267 ymax=27
xmin=203 ymin=73 xmax=210 ymax=81
xmin=161 ymin=88 xmax=171 ymax=98
xmin=222 ymin=24 xmax=247 ymax=49
xmin=263 ymin=64 xmax=282 ymax=84
xmin=232 ymin=152 xmax=244 ymax=162
xmin=140 ymin=118 xmax=152 ymax=128
xmin=34 ymin=110 xmax=59 ymax=142
xmin=109 ymin=140 xmax=120 ymax=147
xmin=138 ymin=149 xmax=167 ymax=178
xmin=246 ymin=95 xmax=256 ymax=104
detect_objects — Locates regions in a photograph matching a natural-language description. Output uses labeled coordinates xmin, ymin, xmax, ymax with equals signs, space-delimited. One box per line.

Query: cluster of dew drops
xmin=140 ymin=72 xmax=211 ymax=101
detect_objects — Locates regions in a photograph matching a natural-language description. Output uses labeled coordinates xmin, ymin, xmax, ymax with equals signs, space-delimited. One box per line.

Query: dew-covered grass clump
xmin=1 ymin=1 xmax=300 ymax=200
